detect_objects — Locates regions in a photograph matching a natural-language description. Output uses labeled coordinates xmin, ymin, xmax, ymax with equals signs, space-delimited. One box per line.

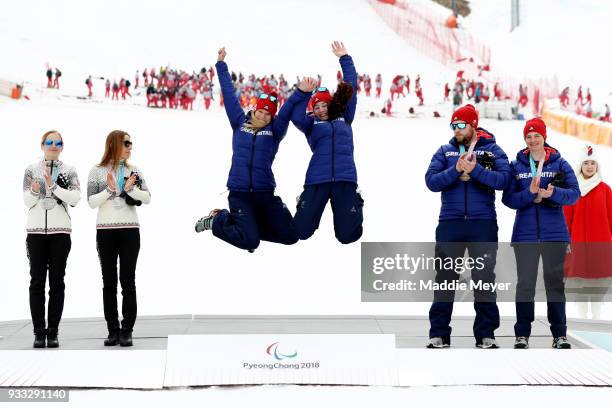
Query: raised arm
xmin=215 ymin=47 xmax=245 ymax=129
xmin=333 ymin=41 xmax=357 ymax=124
xmin=289 ymin=77 xmax=317 ymax=135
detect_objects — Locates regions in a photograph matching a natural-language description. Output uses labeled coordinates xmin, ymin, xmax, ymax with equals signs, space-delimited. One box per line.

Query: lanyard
xmin=117 ymin=161 xmax=125 ymax=192
xmin=529 ymin=154 xmax=544 ymax=178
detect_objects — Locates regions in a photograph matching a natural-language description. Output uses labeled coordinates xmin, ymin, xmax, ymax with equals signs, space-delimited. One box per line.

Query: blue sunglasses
xmin=314 ymin=87 xmax=328 ymax=93
xmin=450 ymin=123 xmax=468 ymax=130
xmin=259 ymin=93 xmax=277 ymax=102
xmin=44 ymin=140 xmax=63 ymax=148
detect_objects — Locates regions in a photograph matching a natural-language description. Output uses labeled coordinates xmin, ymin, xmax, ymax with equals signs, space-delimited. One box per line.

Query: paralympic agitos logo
xmin=266 ymin=342 xmax=298 ymax=360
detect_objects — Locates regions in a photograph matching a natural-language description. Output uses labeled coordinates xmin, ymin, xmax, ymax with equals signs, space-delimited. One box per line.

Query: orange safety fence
xmin=542 ymin=100 xmax=612 ymax=147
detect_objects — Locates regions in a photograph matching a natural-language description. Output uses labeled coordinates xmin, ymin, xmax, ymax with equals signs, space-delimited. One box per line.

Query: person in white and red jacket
xmin=564 ymin=145 xmax=612 ymax=319
xmin=23 ymin=130 xmax=81 ymax=349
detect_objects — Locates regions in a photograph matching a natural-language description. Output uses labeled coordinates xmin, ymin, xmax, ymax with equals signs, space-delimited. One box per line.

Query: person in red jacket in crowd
xmin=493 ymin=82 xmax=502 ymax=101
xmin=406 ymin=74 xmax=411 ymax=93
xmin=385 ymin=98 xmax=392 ymax=117
xmin=564 ymin=145 xmax=612 ymax=319
xmin=585 ymin=88 xmax=592 ymax=106
xmin=364 ymin=75 xmax=371 ymax=96
xmin=444 ymin=82 xmax=450 ymax=102
xmin=85 ymin=75 xmax=93 ymax=97
xmin=104 ymin=79 xmax=111 ymax=98
xmin=143 ymin=68 xmax=149 ymax=87
xmin=337 ymin=69 xmax=342 ymax=83
xmin=389 ymin=81 xmax=397 ymax=101
xmin=202 ymin=86 xmax=213 ymax=110
xmin=53 ymin=68 xmax=61 ymax=89
xmin=601 ymin=104 xmax=611 ymax=122
xmin=559 ymin=86 xmax=570 ymax=108
xmin=124 ymin=79 xmax=132 ymax=98
xmin=518 ymin=84 xmax=528 ymax=107
xmin=575 ymin=85 xmax=583 ymax=106
xmin=482 ymin=86 xmax=490 ymax=102
xmin=119 ymin=79 xmax=126 ymax=99
xmin=416 ymin=84 xmax=424 ymax=106
xmin=46 ymin=67 xmax=53 ymax=88
xmin=456 ymin=70 xmax=464 ymax=82
xmin=375 ymin=73 xmax=382 ymax=98
xmin=111 ymin=80 xmax=119 ymax=100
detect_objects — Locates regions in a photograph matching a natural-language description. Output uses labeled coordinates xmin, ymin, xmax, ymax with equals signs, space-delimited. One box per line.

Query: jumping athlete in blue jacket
xmin=194 ymin=47 xmax=311 ymax=251
xmin=502 ymin=117 xmax=579 ymax=349
xmin=290 ymin=41 xmax=364 ymax=244
xmin=425 ymin=104 xmax=512 ymax=349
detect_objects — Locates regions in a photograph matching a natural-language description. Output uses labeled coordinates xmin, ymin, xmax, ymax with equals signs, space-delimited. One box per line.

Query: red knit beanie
xmin=451 ymin=104 xmax=479 ymax=128
xmin=255 ymin=92 xmax=278 ymax=117
xmin=523 ymin=117 xmax=547 ymax=140
xmin=310 ymin=89 xmax=332 ymax=108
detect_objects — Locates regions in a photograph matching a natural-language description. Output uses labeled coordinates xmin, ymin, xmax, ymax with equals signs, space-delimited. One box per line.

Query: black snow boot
xmin=104 ymin=329 xmax=120 ymax=346
xmin=33 ymin=329 xmax=46 ymax=348
xmin=46 ymin=328 xmax=59 ymax=348
xmin=119 ymin=329 xmax=133 ymax=347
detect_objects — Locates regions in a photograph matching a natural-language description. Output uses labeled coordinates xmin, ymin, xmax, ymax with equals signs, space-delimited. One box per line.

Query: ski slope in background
xmin=1 ymin=0 xmax=611 ymax=322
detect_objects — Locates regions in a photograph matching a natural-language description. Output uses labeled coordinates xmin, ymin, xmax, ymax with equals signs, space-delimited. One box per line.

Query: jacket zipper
xmin=249 ymin=130 xmax=259 ymax=192
xmin=331 ymin=122 xmax=336 ymax=182
xmin=463 ymin=181 xmax=468 ymax=220
xmin=535 ymin=203 xmax=541 ymax=241
xmin=44 ymin=160 xmax=54 ymax=234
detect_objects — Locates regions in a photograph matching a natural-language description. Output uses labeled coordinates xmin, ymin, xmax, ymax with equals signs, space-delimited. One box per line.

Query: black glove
xmin=56 ymin=173 xmax=70 ymax=189
xmin=474 ymin=151 xmax=496 ymax=191
xmin=54 ymin=173 xmax=70 ymax=204
xmin=120 ymin=172 xmax=143 ymax=206
xmin=541 ymin=171 xmax=565 ymax=208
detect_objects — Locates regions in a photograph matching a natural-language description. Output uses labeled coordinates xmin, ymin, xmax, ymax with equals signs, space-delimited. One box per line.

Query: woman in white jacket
xmin=87 ymin=130 xmax=150 ymax=347
xmin=23 ymin=130 xmax=80 ymax=348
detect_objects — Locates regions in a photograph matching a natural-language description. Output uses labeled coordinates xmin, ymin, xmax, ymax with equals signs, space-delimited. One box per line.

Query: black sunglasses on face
xmin=123 ymin=140 xmax=133 ymax=148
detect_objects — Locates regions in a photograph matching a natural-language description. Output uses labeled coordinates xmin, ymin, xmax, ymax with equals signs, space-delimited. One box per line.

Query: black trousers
xmin=513 ymin=242 xmax=567 ymax=338
xmin=96 ymin=228 xmax=140 ymax=332
xmin=26 ymin=234 xmax=71 ymax=330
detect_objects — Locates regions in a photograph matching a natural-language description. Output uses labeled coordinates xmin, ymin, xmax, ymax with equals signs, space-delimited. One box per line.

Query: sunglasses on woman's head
xmin=314 ymin=87 xmax=328 ymax=93
xmin=44 ymin=140 xmax=63 ymax=148
xmin=123 ymin=140 xmax=133 ymax=148
xmin=450 ymin=123 xmax=468 ymax=130
xmin=259 ymin=93 xmax=277 ymax=103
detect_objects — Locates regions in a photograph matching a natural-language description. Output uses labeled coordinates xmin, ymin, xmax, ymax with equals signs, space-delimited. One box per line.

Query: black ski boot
xmin=33 ymin=329 xmax=46 ymax=348
xmin=119 ymin=329 xmax=133 ymax=347
xmin=46 ymin=328 xmax=59 ymax=348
